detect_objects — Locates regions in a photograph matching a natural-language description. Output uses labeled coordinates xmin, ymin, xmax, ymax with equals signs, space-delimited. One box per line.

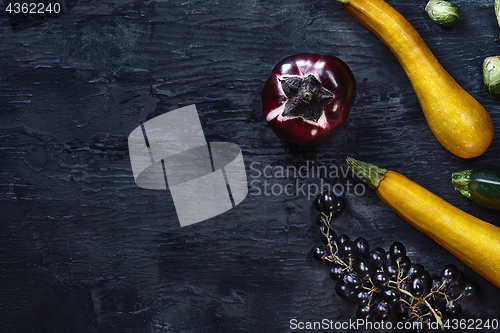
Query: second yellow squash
xmin=347 ymin=157 xmax=500 ymax=289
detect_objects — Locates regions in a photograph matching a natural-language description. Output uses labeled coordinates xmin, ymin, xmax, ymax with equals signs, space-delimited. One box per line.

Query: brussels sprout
xmin=425 ymin=0 xmax=461 ymax=27
xmin=483 ymin=56 xmax=500 ymax=97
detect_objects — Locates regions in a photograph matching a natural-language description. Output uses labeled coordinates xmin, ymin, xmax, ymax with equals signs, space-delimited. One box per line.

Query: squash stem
xmin=333 ymin=0 xmax=350 ymax=4
xmin=451 ymin=169 xmax=472 ymax=199
xmin=346 ymin=157 xmax=387 ymax=189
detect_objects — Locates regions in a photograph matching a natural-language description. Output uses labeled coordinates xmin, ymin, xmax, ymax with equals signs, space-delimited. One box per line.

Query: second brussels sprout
xmin=425 ymin=0 xmax=461 ymax=27
xmin=483 ymin=56 xmax=500 ymax=97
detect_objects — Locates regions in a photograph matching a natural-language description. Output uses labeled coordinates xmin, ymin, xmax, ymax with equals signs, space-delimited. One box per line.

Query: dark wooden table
xmin=1 ymin=0 xmax=500 ymax=332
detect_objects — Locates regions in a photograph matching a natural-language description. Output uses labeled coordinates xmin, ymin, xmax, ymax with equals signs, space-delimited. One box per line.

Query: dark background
xmin=1 ymin=0 xmax=500 ymax=332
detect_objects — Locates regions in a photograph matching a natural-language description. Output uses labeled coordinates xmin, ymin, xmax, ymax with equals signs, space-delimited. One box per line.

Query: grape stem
xmin=390 ymin=263 xmax=445 ymax=330
xmin=424 ymin=298 xmax=444 ymax=330
xmin=399 ymin=288 xmax=413 ymax=298
xmin=321 ymin=213 xmax=350 ymax=269
xmin=317 ymin=203 xmax=442 ymax=330
xmin=398 ymin=287 xmax=444 ymax=330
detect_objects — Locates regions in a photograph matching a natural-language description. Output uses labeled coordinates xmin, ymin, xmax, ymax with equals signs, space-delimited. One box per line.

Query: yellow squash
xmin=336 ymin=0 xmax=494 ymax=158
xmin=347 ymin=157 xmax=500 ymax=288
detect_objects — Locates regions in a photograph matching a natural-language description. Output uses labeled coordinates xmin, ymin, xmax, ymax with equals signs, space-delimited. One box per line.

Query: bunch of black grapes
xmin=311 ymin=191 xmax=480 ymax=330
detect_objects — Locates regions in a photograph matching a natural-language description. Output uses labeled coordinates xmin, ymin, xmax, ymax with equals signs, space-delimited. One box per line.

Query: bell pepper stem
xmin=346 ymin=157 xmax=387 ymax=189
xmin=334 ymin=0 xmax=350 ymax=4
xmin=451 ymin=169 xmax=472 ymax=199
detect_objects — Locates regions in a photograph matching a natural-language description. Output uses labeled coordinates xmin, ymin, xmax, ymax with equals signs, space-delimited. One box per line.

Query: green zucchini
xmin=452 ymin=165 xmax=500 ymax=210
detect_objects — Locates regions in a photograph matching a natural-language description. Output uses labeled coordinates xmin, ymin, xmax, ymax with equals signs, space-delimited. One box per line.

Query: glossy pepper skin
xmin=262 ymin=53 xmax=356 ymax=146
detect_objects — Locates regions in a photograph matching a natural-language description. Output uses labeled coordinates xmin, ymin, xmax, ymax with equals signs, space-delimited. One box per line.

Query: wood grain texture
xmin=1 ymin=0 xmax=500 ymax=332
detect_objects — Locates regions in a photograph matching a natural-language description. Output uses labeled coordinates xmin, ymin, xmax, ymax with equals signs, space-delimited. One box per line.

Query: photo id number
xmin=5 ymin=2 xmax=61 ymax=15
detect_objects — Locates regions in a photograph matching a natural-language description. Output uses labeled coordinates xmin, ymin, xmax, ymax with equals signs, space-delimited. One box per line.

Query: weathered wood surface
xmin=1 ymin=0 xmax=500 ymax=332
